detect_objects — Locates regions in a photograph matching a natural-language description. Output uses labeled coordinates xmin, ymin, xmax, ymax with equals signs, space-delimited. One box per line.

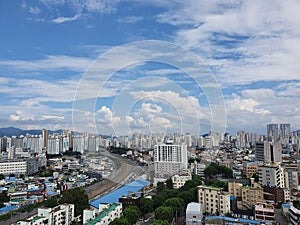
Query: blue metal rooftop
xmin=0 ymin=205 xmax=17 ymax=215
xmin=90 ymin=179 xmax=149 ymax=208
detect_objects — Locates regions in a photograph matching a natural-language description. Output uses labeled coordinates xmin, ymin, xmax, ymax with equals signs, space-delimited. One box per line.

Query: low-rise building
xmin=197 ymin=185 xmax=230 ymax=215
xmin=242 ymin=162 xmax=260 ymax=178
xmin=186 ymin=202 xmax=202 ymax=225
xmin=254 ymin=202 xmax=275 ymax=222
xmin=289 ymin=204 xmax=300 ymax=225
xmin=83 ymin=203 xmax=122 ymax=225
xmin=16 ymin=204 xmax=74 ymax=225
xmin=171 ymin=174 xmax=192 ymax=189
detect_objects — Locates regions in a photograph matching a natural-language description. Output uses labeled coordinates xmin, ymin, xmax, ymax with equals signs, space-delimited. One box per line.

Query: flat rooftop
xmin=90 ymin=179 xmax=149 ymax=208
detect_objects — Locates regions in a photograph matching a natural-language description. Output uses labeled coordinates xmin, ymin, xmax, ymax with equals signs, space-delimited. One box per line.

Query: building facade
xmin=154 ymin=143 xmax=187 ymax=177
xmin=186 ymin=202 xmax=202 ymax=225
xmin=197 ymin=185 xmax=230 ymax=215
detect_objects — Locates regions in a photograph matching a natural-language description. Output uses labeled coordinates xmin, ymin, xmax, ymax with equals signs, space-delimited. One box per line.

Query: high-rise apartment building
xmin=255 ymin=141 xmax=282 ymax=163
xmin=258 ymin=164 xmax=285 ymax=188
xmin=154 ymin=142 xmax=187 ymax=177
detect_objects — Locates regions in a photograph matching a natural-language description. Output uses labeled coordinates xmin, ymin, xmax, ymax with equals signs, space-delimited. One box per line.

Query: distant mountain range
xmin=0 ymin=127 xmax=77 ymax=137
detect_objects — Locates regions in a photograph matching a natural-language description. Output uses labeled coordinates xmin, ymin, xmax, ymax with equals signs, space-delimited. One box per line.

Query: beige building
xmin=197 ymin=185 xmax=230 ymax=215
xmin=243 ymin=162 xmax=259 ymax=178
xmin=171 ymin=174 xmax=192 ymax=189
xmin=228 ymin=178 xmax=264 ymax=209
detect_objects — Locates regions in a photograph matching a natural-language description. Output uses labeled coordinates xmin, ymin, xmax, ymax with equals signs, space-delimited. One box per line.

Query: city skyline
xmin=0 ymin=1 xmax=300 ymax=135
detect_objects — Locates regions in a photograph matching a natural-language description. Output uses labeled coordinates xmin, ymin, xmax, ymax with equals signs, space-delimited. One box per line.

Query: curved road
xmin=85 ymin=150 xmax=146 ymax=200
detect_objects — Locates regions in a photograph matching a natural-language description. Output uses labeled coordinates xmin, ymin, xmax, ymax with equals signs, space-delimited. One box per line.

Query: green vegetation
xmin=43 ymin=196 xmax=59 ymax=208
xmin=138 ymin=198 xmax=153 ymax=216
xmin=122 ymin=206 xmax=141 ymax=225
xmin=155 ymin=206 xmax=173 ymax=222
xmin=109 ymin=217 xmax=130 ymax=225
xmin=108 ymin=146 xmax=130 ymax=155
xmin=150 ymin=219 xmax=170 ymax=225
xmin=59 ymin=187 xmax=89 ymax=217
xmin=204 ymin=162 xmax=233 ymax=178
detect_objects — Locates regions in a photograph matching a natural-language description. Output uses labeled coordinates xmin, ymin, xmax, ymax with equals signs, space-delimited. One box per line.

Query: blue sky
xmin=0 ymin=0 xmax=299 ymax=135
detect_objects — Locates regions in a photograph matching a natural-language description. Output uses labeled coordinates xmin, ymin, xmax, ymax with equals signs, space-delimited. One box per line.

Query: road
xmin=85 ymin=150 xmax=146 ymax=200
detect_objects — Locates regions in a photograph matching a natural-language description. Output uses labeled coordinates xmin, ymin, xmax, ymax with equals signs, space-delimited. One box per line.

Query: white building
xmin=197 ymin=185 xmax=230 ymax=215
xmin=254 ymin=202 xmax=275 ymax=222
xmin=47 ymin=136 xmax=63 ymax=155
xmin=289 ymin=204 xmax=300 ymax=225
xmin=258 ymin=164 xmax=285 ymax=188
xmin=154 ymin=143 xmax=187 ymax=177
xmin=171 ymin=174 xmax=192 ymax=189
xmin=83 ymin=203 xmax=122 ymax=225
xmin=186 ymin=202 xmax=202 ymax=225
xmin=1 ymin=160 xmax=25 ymax=176
xmin=16 ymin=204 xmax=74 ymax=225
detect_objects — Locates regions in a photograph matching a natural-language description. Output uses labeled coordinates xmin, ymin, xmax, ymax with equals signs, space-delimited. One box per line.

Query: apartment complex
xmin=154 ymin=142 xmax=187 ymax=177
xmin=242 ymin=162 xmax=260 ymax=178
xmin=16 ymin=204 xmax=74 ymax=225
xmin=197 ymin=185 xmax=230 ymax=215
xmin=83 ymin=203 xmax=122 ymax=225
xmin=258 ymin=164 xmax=285 ymax=188
xmin=0 ymin=158 xmax=38 ymax=175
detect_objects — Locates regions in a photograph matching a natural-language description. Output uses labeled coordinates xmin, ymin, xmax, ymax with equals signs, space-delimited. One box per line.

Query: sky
xmin=0 ymin=0 xmax=300 ymax=136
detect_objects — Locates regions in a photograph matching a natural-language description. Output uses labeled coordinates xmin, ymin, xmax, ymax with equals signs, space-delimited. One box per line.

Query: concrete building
xmin=242 ymin=161 xmax=260 ymax=178
xmin=0 ymin=158 xmax=38 ymax=175
xmin=254 ymin=202 xmax=275 ymax=222
xmin=83 ymin=203 xmax=122 ymax=225
xmin=171 ymin=174 xmax=192 ymax=189
xmin=186 ymin=202 xmax=202 ymax=225
xmin=289 ymin=204 xmax=300 ymax=225
xmin=258 ymin=164 xmax=285 ymax=188
xmin=154 ymin=143 xmax=187 ymax=177
xmin=194 ymin=163 xmax=206 ymax=178
xmin=255 ymin=141 xmax=282 ymax=163
xmin=16 ymin=204 xmax=74 ymax=225
xmin=228 ymin=179 xmax=264 ymax=210
xmin=197 ymin=185 xmax=230 ymax=215
xmin=47 ymin=136 xmax=63 ymax=155
xmin=241 ymin=179 xmax=264 ymax=209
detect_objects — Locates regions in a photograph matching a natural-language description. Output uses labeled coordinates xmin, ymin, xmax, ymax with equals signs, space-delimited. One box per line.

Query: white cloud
xmin=52 ymin=14 xmax=81 ymax=24
xmin=153 ymin=0 xmax=300 ymax=85
xmin=118 ymin=16 xmax=143 ymax=24
xmin=0 ymin=55 xmax=92 ymax=72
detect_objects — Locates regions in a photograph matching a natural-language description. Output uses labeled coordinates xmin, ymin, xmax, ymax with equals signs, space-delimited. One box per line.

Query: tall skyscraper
xmin=42 ymin=129 xmax=48 ymax=149
xmin=154 ymin=142 xmax=187 ymax=177
xmin=267 ymin=124 xmax=279 ymax=138
xmin=255 ymin=141 xmax=282 ymax=163
xmin=280 ymin=123 xmax=291 ymax=138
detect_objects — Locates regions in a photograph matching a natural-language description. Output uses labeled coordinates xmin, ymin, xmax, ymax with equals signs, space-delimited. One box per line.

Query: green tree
xmin=0 ymin=192 xmax=9 ymax=203
xmin=153 ymin=194 xmax=164 ymax=209
xmin=43 ymin=196 xmax=58 ymax=208
xmin=204 ymin=164 xmax=218 ymax=178
xmin=139 ymin=198 xmax=153 ymax=216
xmin=155 ymin=206 xmax=173 ymax=222
xmin=162 ymin=197 xmax=184 ymax=216
xmin=156 ymin=182 xmax=166 ymax=192
xmin=59 ymin=188 xmax=89 ymax=217
xmin=150 ymin=219 xmax=169 ymax=225
xmin=0 ymin=174 xmax=4 ymax=180
xmin=166 ymin=178 xmax=173 ymax=189
xmin=177 ymin=191 xmax=195 ymax=206
xmin=122 ymin=206 xmax=141 ymax=225
xmin=109 ymin=217 xmax=130 ymax=225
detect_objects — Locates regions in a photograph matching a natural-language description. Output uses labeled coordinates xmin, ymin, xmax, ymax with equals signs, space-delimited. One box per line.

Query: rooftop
xmin=90 ymin=179 xmax=149 ymax=208
xmin=86 ymin=203 xmax=120 ymax=225
xmin=198 ymin=185 xmax=221 ymax=191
